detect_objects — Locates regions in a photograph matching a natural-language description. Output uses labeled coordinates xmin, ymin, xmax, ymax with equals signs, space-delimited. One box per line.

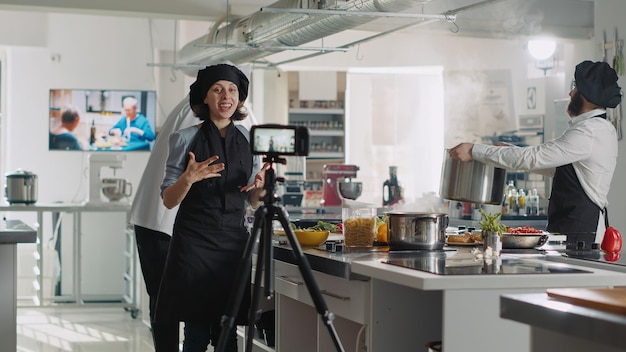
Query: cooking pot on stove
xmin=386 ymin=212 xmax=448 ymax=250
xmin=439 ymin=149 xmax=506 ymax=205
xmin=5 ymin=169 xmax=38 ymax=204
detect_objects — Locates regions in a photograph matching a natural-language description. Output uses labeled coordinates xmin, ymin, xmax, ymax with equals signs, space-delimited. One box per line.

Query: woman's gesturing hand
xmin=241 ymin=162 xmax=270 ymax=192
xmin=186 ymin=152 xmax=225 ymax=183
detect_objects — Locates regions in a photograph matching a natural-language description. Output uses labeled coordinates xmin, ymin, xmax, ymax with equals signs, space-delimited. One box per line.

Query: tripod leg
xmin=245 ymin=207 xmax=275 ymax=352
xmin=215 ymin=206 xmax=267 ymax=352
xmin=275 ymin=206 xmax=346 ymax=352
xmin=263 ymin=206 xmax=275 ymax=298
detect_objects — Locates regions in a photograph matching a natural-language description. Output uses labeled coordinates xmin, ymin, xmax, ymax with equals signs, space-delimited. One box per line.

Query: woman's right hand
xmin=162 ymin=152 xmax=224 ymax=209
xmin=185 ymin=151 xmax=225 ymax=183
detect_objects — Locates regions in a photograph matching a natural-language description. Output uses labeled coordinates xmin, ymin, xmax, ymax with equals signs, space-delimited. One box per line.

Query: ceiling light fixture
xmin=528 ymin=39 xmax=556 ymax=60
xmin=528 ymin=39 xmax=557 ymax=75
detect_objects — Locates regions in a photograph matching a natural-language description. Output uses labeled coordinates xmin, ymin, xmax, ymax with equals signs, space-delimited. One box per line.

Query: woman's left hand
xmin=241 ymin=163 xmax=271 ymax=192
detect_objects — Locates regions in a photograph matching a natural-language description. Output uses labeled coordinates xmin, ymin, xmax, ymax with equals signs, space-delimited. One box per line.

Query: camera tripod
xmin=216 ymin=155 xmax=345 ymax=352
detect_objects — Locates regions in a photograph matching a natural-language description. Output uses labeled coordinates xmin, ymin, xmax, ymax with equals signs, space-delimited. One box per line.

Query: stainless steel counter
xmin=0 ymin=202 xmax=137 ymax=314
xmin=1 ymin=219 xmax=37 ymax=352
xmin=0 ymin=201 xmax=131 ymax=212
xmin=273 ymin=243 xmax=380 ymax=280
xmin=0 ymin=218 xmax=37 ymax=243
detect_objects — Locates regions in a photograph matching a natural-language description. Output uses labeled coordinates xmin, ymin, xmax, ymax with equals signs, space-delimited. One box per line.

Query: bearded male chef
xmin=450 ymin=60 xmax=622 ymax=243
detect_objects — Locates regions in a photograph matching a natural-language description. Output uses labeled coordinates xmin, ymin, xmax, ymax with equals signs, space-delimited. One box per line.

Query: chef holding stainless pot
xmin=449 ymin=60 xmax=622 ymax=245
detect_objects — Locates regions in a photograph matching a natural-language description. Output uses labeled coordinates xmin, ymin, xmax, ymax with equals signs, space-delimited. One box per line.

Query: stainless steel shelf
xmin=289 ymin=108 xmax=344 ymax=115
xmin=308 ymin=152 xmax=344 ymax=158
xmin=309 ymin=130 xmax=344 ymax=136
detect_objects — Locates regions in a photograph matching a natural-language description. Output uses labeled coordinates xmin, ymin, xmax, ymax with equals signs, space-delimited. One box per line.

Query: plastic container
xmin=342 ymin=204 xmax=377 ymax=247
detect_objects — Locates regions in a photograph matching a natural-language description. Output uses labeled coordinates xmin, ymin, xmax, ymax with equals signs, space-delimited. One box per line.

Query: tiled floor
xmin=17 ymin=306 xmax=162 ymax=352
xmin=16 ymin=307 xmax=264 ymax=351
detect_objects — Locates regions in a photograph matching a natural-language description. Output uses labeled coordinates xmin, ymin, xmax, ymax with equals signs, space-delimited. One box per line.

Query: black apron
xmin=546 ymin=113 xmax=605 ymax=234
xmin=155 ymin=121 xmax=253 ymax=324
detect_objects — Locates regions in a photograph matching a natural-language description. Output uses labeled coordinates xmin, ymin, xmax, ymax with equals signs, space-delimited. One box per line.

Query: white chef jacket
xmin=472 ymin=108 xmax=618 ymax=238
xmin=129 ymin=97 xmax=199 ymax=236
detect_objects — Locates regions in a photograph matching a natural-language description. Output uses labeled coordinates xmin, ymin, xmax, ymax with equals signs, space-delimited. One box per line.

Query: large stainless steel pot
xmin=386 ymin=212 xmax=448 ymax=250
xmin=5 ymin=169 xmax=38 ymax=204
xmin=439 ymin=150 xmax=507 ymax=205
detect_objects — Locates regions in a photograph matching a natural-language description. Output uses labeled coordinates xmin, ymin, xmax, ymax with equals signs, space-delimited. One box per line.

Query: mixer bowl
xmin=338 ymin=181 xmax=362 ymax=200
xmin=101 ymin=178 xmax=132 ymax=201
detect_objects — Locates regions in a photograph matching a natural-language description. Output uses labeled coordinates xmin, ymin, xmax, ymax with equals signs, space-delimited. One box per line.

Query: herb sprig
xmin=478 ymin=209 xmax=507 ymax=236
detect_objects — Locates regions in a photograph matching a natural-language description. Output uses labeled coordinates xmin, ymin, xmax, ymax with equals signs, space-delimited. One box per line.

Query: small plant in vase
xmin=478 ymin=209 xmax=506 ymax=257
xmin=478 ymin=209 xmax=507 ymax=236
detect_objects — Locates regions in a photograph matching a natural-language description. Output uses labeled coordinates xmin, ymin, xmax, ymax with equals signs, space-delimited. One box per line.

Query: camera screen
xmin=253 ymin=127 xmax=296 ymax=154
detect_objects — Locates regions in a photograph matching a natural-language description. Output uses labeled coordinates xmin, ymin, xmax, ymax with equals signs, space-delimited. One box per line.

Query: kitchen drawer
xmin=274 ymin=260 xmax=369 ymax=324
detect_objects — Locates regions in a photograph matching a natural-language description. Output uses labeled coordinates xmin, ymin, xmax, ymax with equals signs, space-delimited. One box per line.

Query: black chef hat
xmin=574 ymin=60 xmax=622 ymax=108
xmin=189 ymin=63 xmax=249 ymax=107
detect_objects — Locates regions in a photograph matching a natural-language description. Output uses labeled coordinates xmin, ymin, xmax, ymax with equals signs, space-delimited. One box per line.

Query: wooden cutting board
xmin=547 ymin=288 xmax=626 ymax=315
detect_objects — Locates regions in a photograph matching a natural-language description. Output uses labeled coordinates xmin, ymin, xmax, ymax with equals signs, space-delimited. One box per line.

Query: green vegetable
xmin=478 ymin=209 xmax=507 ymax=236
xmin=306 ymin=221 xmax=341 ymax=233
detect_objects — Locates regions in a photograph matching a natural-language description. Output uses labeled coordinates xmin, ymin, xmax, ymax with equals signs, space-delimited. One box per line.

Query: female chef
xmin=155 ymin=63 xmax=267 ymax=352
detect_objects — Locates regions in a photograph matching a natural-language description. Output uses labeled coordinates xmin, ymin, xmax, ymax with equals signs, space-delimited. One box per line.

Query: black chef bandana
xmin=574 ymin=60 xmax=622 ymax=108
xmin=189 ymin=63 xmax=249 ymax=107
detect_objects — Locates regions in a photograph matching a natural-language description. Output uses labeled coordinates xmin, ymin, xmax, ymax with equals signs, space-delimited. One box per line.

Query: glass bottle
xmin=507 ymin=188 xmax=518 ymax=215
xmin=383 ymin=166 xmax=402 ymax=206
xmin=89 ymin=119 xmax=96 ymax=145
xmin=502 ymin=180 xmax=515 ymax=215
xmin=528 ymin=189 xmax=540 ymax=215
xmin=518 ymin=189 xmax=526 ymax=216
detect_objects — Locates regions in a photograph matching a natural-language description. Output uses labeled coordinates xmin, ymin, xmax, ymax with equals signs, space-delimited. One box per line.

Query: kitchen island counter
xmin=273 ymin=243 xmax=626 ymax=352
xmin=501 ymin=292 xmax=626 ymax=352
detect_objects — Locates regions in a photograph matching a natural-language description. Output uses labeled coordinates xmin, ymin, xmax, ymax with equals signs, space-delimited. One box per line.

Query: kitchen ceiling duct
xmin=177 ymin=0 xmax=435 ymax=73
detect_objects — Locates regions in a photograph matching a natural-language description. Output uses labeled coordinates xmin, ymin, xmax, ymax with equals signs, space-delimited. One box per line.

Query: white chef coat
xmin=129 ymin=96 xmax=199 ymax=236
xmin=472 ymin=108 xmax=618 ymax=239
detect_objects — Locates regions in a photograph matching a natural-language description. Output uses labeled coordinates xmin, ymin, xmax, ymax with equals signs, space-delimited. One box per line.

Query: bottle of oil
xmin=507 ymin=187 xmax=518 ymax=215
xmin=502 ymin=180 xmax=516 ymax=215
xmin=89 ymin=119 xmax=96 ymax=145
xmin=518 ymin=189 xmax=526 ymax=216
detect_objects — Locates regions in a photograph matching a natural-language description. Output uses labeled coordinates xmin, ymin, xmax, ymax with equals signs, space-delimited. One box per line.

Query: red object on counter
xmin=321 ymin=164 xmax=359 ymax=207
xmin=601 ymin=226 xmax=623 ymax=253
xmin=604 ymin=251 xmax=621 ymax=262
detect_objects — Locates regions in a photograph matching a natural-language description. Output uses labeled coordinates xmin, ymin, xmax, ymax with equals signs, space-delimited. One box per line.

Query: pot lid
xmin=6 ymin=169 xmax=36 ymax=178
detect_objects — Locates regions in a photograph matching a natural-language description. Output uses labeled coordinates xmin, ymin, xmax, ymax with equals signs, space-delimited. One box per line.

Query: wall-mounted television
xmin=49 ymin=89 xmax=157 ymax=152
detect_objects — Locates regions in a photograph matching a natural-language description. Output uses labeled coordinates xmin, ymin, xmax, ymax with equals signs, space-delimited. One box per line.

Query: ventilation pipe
xmin=178 ymin=0 xmax=434 ymax=73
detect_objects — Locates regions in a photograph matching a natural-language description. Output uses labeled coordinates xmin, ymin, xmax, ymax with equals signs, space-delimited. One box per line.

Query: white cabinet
xmin=274 ymin=260 xmax=368 ymax=351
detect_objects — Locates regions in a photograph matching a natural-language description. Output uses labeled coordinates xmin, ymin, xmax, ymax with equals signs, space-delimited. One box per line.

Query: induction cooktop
xmin=383 ymin=251 xmax=592 ymax=275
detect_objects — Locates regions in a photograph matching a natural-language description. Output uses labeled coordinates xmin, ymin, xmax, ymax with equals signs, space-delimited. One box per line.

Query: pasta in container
xmin=342 ymin=206 xmax=377 ymax=247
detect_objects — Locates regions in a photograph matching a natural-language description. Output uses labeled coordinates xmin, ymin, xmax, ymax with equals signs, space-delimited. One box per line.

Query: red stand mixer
xmin=321 ymin=164 xmax=360 ymax=207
